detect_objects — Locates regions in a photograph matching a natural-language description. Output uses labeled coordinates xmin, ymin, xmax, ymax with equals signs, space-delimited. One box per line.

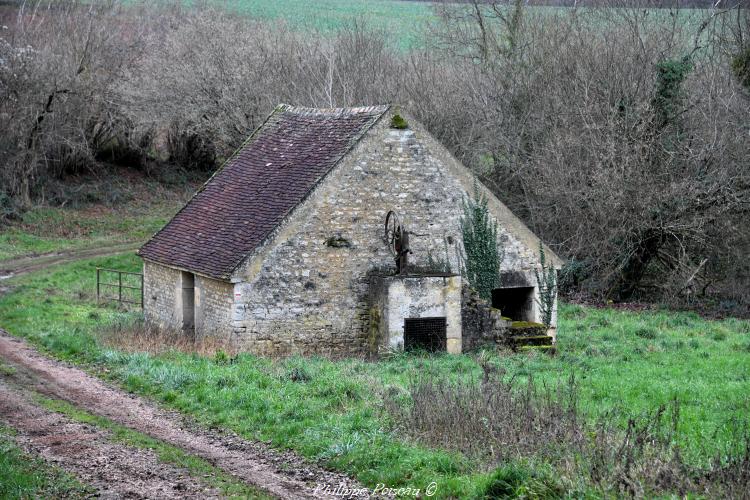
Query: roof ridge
xmin=277 ymin=104 xmax=390 ymax=116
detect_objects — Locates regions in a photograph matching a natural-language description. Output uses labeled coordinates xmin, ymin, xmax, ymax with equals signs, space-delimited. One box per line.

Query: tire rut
xmin=0 ymin=241 xmax=141 ymax=280
xmin=0 ymin=331 xmax=369 ymax=499
xmin=0 ymin=379 xmax=223 ymax=499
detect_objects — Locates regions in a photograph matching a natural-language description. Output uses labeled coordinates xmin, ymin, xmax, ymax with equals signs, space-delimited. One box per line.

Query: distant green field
xmin=221 ymin=0 xmax=435 ymax=48
xmin=215 ymin=0 xmax=707 ymax=49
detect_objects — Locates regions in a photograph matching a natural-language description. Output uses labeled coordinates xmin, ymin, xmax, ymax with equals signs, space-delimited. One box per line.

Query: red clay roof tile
xmin=138 ymin=104 xmax=389 ymax=280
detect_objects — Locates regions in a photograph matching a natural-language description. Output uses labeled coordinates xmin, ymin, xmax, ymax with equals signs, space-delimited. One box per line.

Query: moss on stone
xmin=390 ymin=113 xmax=408 ymax=129
xmin=511 ymin=321 xmax=546 ymax=328
xmin=324 ymin=235 xmax=352 ymax=248
xmin=368 ymin=307 xmax=381 ymax=357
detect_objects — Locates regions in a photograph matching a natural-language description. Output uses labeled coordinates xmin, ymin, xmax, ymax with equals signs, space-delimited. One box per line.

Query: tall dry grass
xmin=386 ymin=353 xmax=750 ymax=497
xmin=99 ymin=319 xmax=240 ymax=358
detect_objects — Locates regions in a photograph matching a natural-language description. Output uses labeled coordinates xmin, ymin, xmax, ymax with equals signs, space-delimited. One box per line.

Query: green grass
xmin=205 ymin=1 xmax=709 ymax=50
xmin=0 ymin=208 xmax=166 ymax=262
xmin=0 ymin=424 xmax=91 ymax=499
xmin=220 ymin=0 xmax=434 ymax=49
xmin=0 ymin=176 xmax=193 ymax=263
xmin=0 ymin=253 xmax=748 ymax=496
xmin=33 ymin=395 xmax=271 ymax=499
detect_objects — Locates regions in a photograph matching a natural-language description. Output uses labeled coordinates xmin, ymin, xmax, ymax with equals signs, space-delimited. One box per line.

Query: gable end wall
xmin=230 ymin=117 xmax=551 ymax=357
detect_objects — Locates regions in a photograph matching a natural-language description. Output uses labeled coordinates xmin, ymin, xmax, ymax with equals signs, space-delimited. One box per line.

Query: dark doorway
xmin=181 ymin=271 xmax=195 ymax=334
xmin=403 ymin=317 xmax=447 ymax=352
xmin=492 ymin=287 xmax=534 ymax=321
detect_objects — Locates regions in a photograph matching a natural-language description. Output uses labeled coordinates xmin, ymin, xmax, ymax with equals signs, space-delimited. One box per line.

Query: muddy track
xmin=0 ymin=379 xmax=223 ymax=499
xmin=0 ymin=241 xmax=142 ymax=280
xmin=0 ymin=331 xmax=368 ymax=499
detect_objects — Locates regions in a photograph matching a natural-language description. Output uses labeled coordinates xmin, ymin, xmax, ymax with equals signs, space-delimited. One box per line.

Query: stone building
xmin=138 ymin=104 xmax=561 ymax=357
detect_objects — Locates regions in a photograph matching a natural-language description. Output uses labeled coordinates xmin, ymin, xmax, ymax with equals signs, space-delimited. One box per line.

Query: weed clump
xmin=288 ymin=366 xmax=311 ymax=382
xmin=387 ymin=361 xmax=750 ymax=498
xmin=480 ymin=462 xmax=567 ymax=499
xmin=635 ymin=326 xmax=658 ymax=339
xmin=390 ymin=113 xmax=408 ymax=129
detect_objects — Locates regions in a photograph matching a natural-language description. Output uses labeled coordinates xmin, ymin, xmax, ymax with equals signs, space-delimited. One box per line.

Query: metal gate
xmin=96 ymin=268 xmax=143 ymax=308
xmin=403 ymin=317 xmax=447 ymax=352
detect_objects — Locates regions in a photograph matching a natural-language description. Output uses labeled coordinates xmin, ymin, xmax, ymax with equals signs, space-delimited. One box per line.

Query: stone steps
xmin=511 ymin=335 xmax=553 ymax=347
xmin=509 ymin=323 xmax=555 ymax=353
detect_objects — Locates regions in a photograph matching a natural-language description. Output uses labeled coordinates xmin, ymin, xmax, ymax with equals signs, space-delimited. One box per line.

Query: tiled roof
xmin=138 ymin=104 xmax=389 ymax=280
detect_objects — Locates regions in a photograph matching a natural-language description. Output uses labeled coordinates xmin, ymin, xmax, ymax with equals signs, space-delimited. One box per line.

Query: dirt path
xmin=0 ymin=241 xmax=141 ymax=280
xmin=0 ymin=331 xmax=368 ymax=499
xmin=0 ymin=379 xmax=223 ymax=499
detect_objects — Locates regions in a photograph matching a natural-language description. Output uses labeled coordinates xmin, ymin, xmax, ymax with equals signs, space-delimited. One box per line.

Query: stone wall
xmin=229 ymin=112 xmax=549 ymax=357
xmin=371 ymin=275 xmax=462 ymax=354
xmin=461 ymin=285 xmax=512 ymax=351
xmin=194 ymin=275 xmax=234 ymax=339
xmin=143 ymin=260 xmax=182 ymax=330
xmin=143 ymin=260 xmax=235 ymax=340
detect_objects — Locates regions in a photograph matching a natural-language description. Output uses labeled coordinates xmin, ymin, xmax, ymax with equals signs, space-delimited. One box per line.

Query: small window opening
xmin=492 ymin=287 xmax=535 ymax=321
xmin=403 ymin=317 xmax=447 ymax=352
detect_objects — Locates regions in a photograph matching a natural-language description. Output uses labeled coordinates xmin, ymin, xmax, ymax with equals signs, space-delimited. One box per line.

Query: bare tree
xmin=427 ymin=0 xmax=750 ymax=302
xmin=0 ymin=0 xmax=148 ymax=209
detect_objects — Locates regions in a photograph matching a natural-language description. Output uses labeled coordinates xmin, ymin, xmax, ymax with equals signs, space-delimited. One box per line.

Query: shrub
xmin=731 ymin=46 xmax=750 ymax=89
xmin=534 ymin=243 xmax=557 ymax=329
xmin=480 ymin=462 xmax=567 ymax=500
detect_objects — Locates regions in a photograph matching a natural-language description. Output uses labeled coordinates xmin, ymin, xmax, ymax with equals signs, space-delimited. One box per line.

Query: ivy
xmin=652 ymin=57 xmax=693 ymax=126
xmin=461 ymin=183 xmax=502 ymax=300
xmin=534 ymin=243 xmax=557 ymax=329
xmin=731 ymin=46 xmax=750 ymax=90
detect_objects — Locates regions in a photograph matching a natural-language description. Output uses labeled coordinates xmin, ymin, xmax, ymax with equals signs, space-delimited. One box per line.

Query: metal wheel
xmin=384 ymin=210 xmax=401 ymax=257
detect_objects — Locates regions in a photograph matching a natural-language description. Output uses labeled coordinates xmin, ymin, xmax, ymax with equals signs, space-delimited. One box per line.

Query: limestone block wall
xmin=230 ymin=115 xmax=547 ymax=357
xmin=194 ymin=275 xmax=234 ymax=339
xmin=372 ymin=275 xmax=462 ymax=354
xmin=461 ymin=285 xmax=513 ymax=351
xmin=143 ymin=260 xmax=182 ymax=331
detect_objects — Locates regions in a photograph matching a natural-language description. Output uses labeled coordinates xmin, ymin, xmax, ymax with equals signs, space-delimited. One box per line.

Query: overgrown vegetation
xmin=0 ymin=254 xmax=749 ymax=497
xmin=0 ymin=424 xmax=91 ymax=499
xmin=535 ymin=243 xmax=557 ymax=328
xmin=460 ymin=184 xmax=502 ymax=300
xmin=0 ymin=173 xmax=193 ymax=261
xmin=390 ymin=365 xmax=750 ymax=498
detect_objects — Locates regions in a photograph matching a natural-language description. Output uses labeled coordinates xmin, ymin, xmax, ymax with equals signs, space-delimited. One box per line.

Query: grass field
xmin=0 ymin=424 xmax=91 ymax=499
xmin=0 ymin=251 xmax=748 ymax=496
xmin=0 ymin=176 xmax=194 ymax=263
xmin=223 ymin=0 xmax=434 ymax=48
xmin=214 ymin=0 xmax=709 ymax=49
